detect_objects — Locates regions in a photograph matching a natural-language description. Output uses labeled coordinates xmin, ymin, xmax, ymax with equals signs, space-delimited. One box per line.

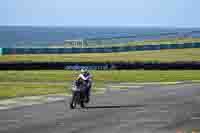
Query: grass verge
xmin=1 ymin=70 xmax=200 ymax=82
xmin=0 ymin=82 xmax=69 ymax=99
xmin=1 ymin=70 xmax=200 ymax=99
xmin=0 ymin=81 xmax=103 ymax=100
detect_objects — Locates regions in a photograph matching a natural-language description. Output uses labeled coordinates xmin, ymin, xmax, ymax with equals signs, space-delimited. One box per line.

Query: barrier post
xmin=0 ymin=48 xmax=2 ymax=55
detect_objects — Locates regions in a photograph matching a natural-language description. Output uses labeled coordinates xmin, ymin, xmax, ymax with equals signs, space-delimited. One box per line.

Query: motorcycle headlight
xmin=72 ymin=87 xmax=77 ymax=91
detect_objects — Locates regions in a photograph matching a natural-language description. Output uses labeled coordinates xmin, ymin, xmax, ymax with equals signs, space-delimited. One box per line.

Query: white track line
xmin=191 ymin=117 xmax=200 ymax=120
xmin=0 ymin=106 xmax=10 ymax=110
xmin=119 ymin=82 xmax=182 ymax=85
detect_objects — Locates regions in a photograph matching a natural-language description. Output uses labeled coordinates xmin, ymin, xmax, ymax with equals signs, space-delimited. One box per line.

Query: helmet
xmin=81 ymin=68 xmax=88 ymax=73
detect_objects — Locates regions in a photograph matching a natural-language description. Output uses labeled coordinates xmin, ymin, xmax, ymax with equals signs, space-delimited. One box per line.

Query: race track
xmin=0 ymin=83 xmax=200 ymax=133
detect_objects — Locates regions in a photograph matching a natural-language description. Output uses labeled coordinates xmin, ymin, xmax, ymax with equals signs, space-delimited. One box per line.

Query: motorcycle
xmin=69 ymin=80 xmax=88 ymax=109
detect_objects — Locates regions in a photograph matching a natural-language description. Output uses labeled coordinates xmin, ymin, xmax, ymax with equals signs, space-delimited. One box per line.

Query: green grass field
xmin=0 ymin=82 xmax=69 ymax=99
xmin=1 ymin=70 xmax=200 ymax=99
xmin=0 ymin=48 xmax=200 ymax=63
xmin=1 ymin=70 xmax=200 ymax=82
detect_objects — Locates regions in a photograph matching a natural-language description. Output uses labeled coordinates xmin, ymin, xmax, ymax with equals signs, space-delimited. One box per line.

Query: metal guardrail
xmin=1 ymin=43 xmax=200 ymax=55
xmin=0 ymin=62 xmax=200 ymax=70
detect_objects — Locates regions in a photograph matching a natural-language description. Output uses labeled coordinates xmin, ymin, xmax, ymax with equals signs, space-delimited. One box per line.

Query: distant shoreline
xmin=1 ymin=26 xmax=200 ymax=48
xmin=48 ymin=37 xmax=200 ymax=48
xmin=1 ymin=25 xmax=200 ymax=28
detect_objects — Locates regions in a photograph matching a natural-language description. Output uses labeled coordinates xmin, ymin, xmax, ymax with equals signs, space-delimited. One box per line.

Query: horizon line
xmin=0 ymin=24 xmax=200 ymax=29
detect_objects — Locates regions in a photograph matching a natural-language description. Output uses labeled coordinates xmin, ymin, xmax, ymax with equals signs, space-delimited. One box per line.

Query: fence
xmin=0 ymin=62 xmax=200 ymax=70
xmin=1 ymin=43 xmax=200 ymax=55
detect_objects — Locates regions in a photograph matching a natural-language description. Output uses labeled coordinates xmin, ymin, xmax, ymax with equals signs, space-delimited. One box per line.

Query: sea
xmin=0 ymin=26 xmax=200 ymax=48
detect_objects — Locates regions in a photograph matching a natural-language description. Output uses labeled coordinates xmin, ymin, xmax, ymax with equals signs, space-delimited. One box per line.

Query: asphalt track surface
xmin=0 ymin=83 xmax=200 ymax=133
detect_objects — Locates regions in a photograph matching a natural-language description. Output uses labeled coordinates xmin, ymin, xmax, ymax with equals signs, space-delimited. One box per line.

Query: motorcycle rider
xmin=76 ymin=68 xmax=92 ymax=103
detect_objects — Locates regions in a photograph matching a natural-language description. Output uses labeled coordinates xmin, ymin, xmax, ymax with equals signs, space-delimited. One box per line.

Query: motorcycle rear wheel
xmin=80 ymin=101 xmax=85 ymax=108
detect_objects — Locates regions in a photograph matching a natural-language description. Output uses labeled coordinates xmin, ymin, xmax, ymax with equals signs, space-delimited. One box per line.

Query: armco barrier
xmin=0 ymin=62 xmax=200 ymax=70
xmin=0 ymin=62 xmax=112 ymax=70
xmin=1 ymin=43 xmax=200 ymax=55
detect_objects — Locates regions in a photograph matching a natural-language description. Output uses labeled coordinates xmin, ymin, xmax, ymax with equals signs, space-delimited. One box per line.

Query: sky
xmin=1 ymin=0 xmax=200 ymax=27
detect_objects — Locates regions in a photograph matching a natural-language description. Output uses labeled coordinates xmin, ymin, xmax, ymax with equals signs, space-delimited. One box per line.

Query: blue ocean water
xmin=0 ymin=26 xmax=200 ymax=48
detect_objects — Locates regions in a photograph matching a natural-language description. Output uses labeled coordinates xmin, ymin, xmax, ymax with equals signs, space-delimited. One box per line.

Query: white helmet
xmin=81 ymin=68 xmax=88 ymax=73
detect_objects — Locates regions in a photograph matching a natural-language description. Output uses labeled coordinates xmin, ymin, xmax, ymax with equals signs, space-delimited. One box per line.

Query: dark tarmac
xmin=0 ymin=83 xmax=200 ymax=133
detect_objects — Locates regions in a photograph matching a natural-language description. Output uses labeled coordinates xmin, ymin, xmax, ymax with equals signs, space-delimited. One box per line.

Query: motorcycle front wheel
xmin=70 ymin=92 xmax=78 ymax=109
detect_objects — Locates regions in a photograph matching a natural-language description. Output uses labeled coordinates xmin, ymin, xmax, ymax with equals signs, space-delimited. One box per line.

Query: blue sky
xmin=1 ymin=0 xmax=199 ymax=27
